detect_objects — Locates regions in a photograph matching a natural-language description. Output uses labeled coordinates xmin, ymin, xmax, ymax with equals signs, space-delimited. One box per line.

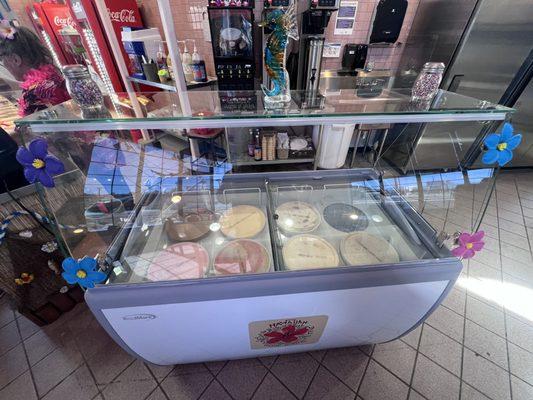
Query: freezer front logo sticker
xmin=249 ymin=315 xmax=328 ymax=349
xmin=122 ymin=314 xmax=156 ymax=321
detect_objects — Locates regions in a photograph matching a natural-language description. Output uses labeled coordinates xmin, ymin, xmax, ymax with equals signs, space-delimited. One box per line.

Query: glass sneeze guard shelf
xmin=15 ymin=89 xmax=513 ymax=132
xmin=126 ymin=76 xmax=218 ymax=92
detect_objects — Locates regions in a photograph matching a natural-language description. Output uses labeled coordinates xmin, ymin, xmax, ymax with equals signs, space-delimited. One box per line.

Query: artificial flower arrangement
xmin=16 ymin=137 xmax=64 ymax=188
xmin=482 ymin=122 xmax=522 ymax=167
xmin=450 ymin=122 xmax=522 ymax=261
xmin=451 ymin=231 xmax=485 ymax=260
xmin=61 ymin=257 xmax=106 ymax=289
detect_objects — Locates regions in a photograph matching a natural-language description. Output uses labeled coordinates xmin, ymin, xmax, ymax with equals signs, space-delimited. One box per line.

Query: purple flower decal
xmin=482 ymin=123 xmax=522 ymax=167
xmin=16 ymin=138 xmax=65 ymax=188
xmin=61 ymin=257 xmax=106 ymax=289
xmin=451 ymin=231 xmax=485 ymax=259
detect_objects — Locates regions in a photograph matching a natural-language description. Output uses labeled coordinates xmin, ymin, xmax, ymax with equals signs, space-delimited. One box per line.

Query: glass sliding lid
xmin=110 ymin=174 xmax=275 ymax=284
xmin=16 ymin=89 xmax=512 ymax=130
xmin=101 ymin=167 xmax=463 ymax=286
xmin=266 ymin=170 xmax=440 ymax=274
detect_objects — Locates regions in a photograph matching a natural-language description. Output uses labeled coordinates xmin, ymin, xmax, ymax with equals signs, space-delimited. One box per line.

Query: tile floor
xmin=2 ymin=170 xmax=533 ymax=400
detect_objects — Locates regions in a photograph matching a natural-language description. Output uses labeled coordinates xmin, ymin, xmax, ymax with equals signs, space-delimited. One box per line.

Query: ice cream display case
xmin=15 ymin=89 xmax=514 ymax=365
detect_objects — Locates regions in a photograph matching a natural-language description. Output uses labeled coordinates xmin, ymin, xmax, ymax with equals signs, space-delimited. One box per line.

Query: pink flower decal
xmin=0 ymin=20 xmax=16 ymax=40
xmin=451 ymin=231 xmax=485 ymax=259
xmin=263 ymin=325 xmax=309 ymax=344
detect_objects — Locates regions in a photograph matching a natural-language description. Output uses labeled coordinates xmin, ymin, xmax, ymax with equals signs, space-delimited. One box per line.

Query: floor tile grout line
xmin=13 ymin=312 xmax=39 ymax=399
xmin=91 ymin=359 xmax=136 ymax=397
xmin=409 ymin=388 xmax=430 ymax=400
xmin=246 ymin=366 xmax=270 ymax=400
xmin=495 ymin=188 xmax=514 ymax=400
xmin=497 ymin=226 xmax=529 ymax=241
xmin=214 ymin=360 xmax=230 ymax=377
xmin=299 ymin=356 xmax=324 ymax=400
xmin=255 ymin=356 xmax=275 ymax=371
xmin=353 ymin=344 xmax=375 ymax=398
xmin=146 ymin=363 xmax=175 ymax=384
xmin=189 ymin=371 xmax=215 ymax=400
xmin=458 ymin=223 xmax=470 ymax=400
xmin=410 ymin=313 xmax=512 ymax=388
xmin=311 ymin=352 xmax=358 ymax=398
xmin=510 ymin=371 xmax=533 ymax=391
xmin=0 ymin=305 xmax=16 ymax=330
xmin=24 ymin=339 xmax=57 ymax=369
xmin=90 ymin=392 xmax=102 ymax=400
xmin=258 ymin=355 xmax=321 ymax=400
xmin=424 ymin=315 xmax=519 ymax=370
xmin=141 ymin=384 xmax=168 ymax=400
xmin=442 ymin=259 xmax=506 ymax=400
xmin=153 ymin=371 xmax=173 ymax=400
xmin=369 ymin=350 xmax=420 ymax=388
xmin=69 ymin=319 xmax=108 ymax=400
xmin=201 ymin=361 xmax=235 ymax=400
xmin=0 ymin=362 xmax=33 ymax=392
xmin=515 ymin=177 xmax=533 ymax=258
xmin=0 ymin=321 xmax=23 ymax=359
xmin=503 ymin=176 xmax=533 ymax=400
xmin=212 ymin=376 xmax=236 ymax=400
xmin=264 ymin=363 xmax=310 ymax=400
xmin=457 ymin=285 xmax=505 ymax=312
xmin=37 ymin=363 xmax=90 ymax=400
xmin=143 ymin=365 xmax=171 ymax=400
xmin=438 ymin=299 xmax=533 ymax=357
xmin=405 ymin=322 xmax=424 ymax=400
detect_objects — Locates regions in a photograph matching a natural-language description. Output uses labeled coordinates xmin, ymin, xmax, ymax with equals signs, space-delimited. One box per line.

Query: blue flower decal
xmin=61 ymin=257 xmax=106 ymax=289
xmin=482 ymin=123 xmax=522 ymax=167
xmin=16 ymin=138 xmax=65 ymax=188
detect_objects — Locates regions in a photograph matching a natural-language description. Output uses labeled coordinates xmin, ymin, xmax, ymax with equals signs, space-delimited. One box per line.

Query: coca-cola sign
xmin=53 ymin=15 xmax=73 ymax=27
xmin=107 ymin=8 xmax=137 ymax=23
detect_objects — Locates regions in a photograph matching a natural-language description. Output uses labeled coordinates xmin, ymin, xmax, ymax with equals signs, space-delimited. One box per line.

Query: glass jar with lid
xmin=62 ymin=65 xmax=104 ymax=109
xmin=411 ymin=62 xmax=445 ymax=101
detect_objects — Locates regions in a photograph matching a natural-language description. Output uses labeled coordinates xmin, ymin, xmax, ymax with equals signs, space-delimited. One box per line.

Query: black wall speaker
xmin=369 ymin=0 xmax=408 ymax=44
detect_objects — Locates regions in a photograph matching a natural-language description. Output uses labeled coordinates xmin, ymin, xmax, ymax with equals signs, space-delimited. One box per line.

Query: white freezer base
xmin=100 ymin=280 xmax=449 ymax=365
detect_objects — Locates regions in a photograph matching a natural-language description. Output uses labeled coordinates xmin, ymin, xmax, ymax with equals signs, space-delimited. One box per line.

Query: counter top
xmin=16 ymin=89 xmax=513 ymax=133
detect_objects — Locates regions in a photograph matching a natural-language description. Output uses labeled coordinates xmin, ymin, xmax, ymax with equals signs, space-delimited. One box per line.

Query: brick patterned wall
xmin=138 ymin=0 xmax=420 ymax=78
xmin=7 ymin=0 xmax=419 ymax=79
xmin=322 ymin=0 xmax=420 ymax=72
xmin=139 ymin=0 xmax=216 ymax=76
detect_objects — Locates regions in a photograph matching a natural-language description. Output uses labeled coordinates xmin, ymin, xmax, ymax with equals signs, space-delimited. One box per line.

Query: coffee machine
xmin=294 ymin=0 xmax=339 ymax=107
xmin=207 ymin=0 xmax=255 ymax=90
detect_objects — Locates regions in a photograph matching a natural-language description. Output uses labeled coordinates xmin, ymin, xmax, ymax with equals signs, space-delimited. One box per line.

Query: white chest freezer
xmin=85 ymin=169 xmax=462 ymax=365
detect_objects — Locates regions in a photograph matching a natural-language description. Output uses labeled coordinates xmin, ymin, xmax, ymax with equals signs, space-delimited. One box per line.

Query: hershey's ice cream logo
xmin=107 ymin=9 xmax=136 ymax=23
xmin=53 ymin=16 xmax=73 ymax=27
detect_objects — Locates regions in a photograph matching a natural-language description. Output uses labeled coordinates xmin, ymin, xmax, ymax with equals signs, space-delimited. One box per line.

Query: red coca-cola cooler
xmin=68 ymin=0 xmax=144 ymax=93
xmin=27 ymin=3 xmax=78 ymax=66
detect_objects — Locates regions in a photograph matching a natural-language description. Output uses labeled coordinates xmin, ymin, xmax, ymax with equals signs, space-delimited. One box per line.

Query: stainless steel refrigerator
xmin=394 ymin=0 xmax=533 ymax=168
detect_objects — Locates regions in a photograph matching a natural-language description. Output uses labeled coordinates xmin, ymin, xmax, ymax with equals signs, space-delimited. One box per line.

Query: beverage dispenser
xmin=207 ymin=0 xmax=255 ymax=90
xmin=295 ymin=0 xmax=339 ymax=106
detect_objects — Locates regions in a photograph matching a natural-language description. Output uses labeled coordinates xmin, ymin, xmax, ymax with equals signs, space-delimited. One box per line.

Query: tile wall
xmin=139 ymin=0 xmax=422 ymax=78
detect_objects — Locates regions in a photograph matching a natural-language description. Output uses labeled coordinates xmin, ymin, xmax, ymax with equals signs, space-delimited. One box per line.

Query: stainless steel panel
xmin=395 ymin=0 xmax=479 ymax=88
xmin=442 ymin=0 xmax=533 ymax=102
xmin=505 ymin=79 xmax=533 ymax=167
